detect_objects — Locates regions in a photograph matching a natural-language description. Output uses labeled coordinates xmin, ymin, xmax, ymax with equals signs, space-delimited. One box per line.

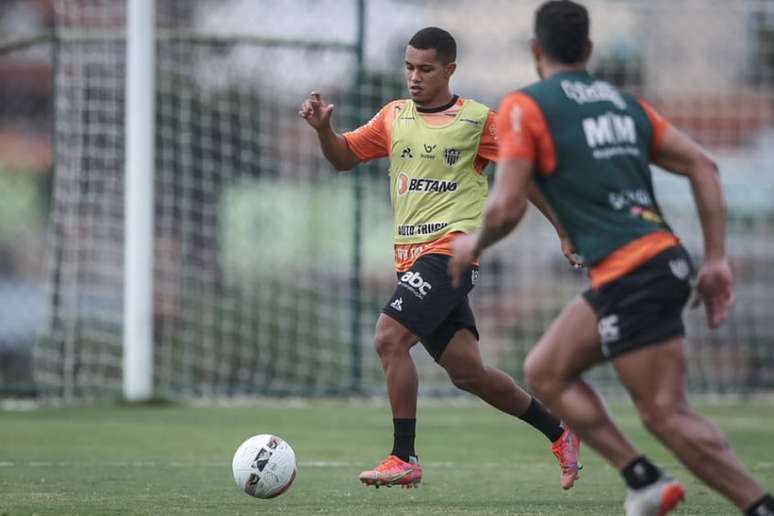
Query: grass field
xmin=1 ymin=400 xmax=773 ymax=515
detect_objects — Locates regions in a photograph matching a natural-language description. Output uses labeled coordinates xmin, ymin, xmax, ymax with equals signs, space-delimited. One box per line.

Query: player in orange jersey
xmin=300 ymin=27 xmax=581 ymax=489
xmin=450 ymin=2 xmax=774 ymax=515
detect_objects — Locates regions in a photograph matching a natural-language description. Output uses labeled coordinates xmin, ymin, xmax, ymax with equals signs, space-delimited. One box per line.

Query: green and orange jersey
xmin=496 ymin=70 xmax=678 ymax=288
xmin=343 ymin=97 xmax=498 ymax=272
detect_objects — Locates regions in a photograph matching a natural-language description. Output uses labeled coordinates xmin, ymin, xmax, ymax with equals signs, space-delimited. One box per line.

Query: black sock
xmin=518 ymin=398 xmax=564 ymax=443
xmin=391 ymin=418 xmax=416 ymax=462
xmin=621 ymin=456 xmax=662 ymax=489
xmin=745 ymin=494 xmax=774 ymax=516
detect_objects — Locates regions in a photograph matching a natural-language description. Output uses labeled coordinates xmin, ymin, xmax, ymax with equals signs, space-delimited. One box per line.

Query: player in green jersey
xmin=450 ymin=1 xmax=774 ymax=515
xmin=300 ymin=27 xmax=581 ymax=490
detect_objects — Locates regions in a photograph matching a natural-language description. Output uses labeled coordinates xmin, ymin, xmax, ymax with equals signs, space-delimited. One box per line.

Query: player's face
xmin=404 ymin=45 xmax=455 ymax=106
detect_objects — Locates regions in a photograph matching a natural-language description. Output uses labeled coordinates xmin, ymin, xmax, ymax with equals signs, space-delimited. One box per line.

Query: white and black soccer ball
xmin=232 ymin=434 xmax=297 ymax=499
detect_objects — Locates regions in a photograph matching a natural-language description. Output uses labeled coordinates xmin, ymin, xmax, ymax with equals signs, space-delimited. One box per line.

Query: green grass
xmin=1 ymin=400 xmax=772 ymax=515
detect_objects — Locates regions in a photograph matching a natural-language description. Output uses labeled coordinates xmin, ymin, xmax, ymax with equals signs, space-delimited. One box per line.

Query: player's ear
xmin=582 ymin=39 xmax=593 ymax=62
xmin=445 ymin=62 xmax=456 ymax=79
xmin=530 ymin=38 xmax=542 ymax=62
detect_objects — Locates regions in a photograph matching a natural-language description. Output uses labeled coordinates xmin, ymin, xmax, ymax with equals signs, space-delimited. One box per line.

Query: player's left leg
xmin=614 ymin=337 xmax=773 ymax=514
xmin=437 ymin=317 xmax=580 ymax=489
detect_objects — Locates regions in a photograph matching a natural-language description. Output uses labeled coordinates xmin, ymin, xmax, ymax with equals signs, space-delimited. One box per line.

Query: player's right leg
xmin=358 ymin=313 xmax=422 ymax=488
xmin=360 ymin=253 xmax=478 ymax=488
xmin=614 ymin=337 xmax=773 ymax=514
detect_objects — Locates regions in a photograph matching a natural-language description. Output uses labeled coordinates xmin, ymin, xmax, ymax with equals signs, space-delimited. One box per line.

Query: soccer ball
xmin=231 ymin=434 xmax=297 ymax=499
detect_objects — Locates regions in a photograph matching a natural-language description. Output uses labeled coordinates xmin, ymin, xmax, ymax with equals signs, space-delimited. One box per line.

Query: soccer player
xmin=299 ymin=27 xmax=581 ymax=490
xmin=449 ymin=2 xmax=774 ymax=515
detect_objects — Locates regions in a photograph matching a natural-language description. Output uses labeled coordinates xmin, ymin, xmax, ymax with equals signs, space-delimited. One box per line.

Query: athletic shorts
xmin=382 ymin=254 xmax=480 ymax=361
xmin=583 ymin=245 xmax=693 ymax=359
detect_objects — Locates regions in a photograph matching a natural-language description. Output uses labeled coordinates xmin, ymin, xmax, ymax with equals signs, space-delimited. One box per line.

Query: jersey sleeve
xmin=496 ymin=92 xmax=556 ymax=175
xmin=342 ymin=102 xmax=395 ymax=162
xmin=638 ymin=99 xmax=670 ymax=156
xmin=477 ymin=111 xmax=499 ymax=162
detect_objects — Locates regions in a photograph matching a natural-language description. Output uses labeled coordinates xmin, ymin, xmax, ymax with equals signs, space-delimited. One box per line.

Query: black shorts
xmin=382 ymin=254 xmax=480 ymax=361
xmin=583 ymin=245 xmax=693 ymax=359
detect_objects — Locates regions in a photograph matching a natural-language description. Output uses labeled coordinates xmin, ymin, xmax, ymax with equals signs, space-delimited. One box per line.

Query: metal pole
xmin=123 ymin=0 xmax=156 ymax=401
xmin=350 ymin=0 xmax=366 ymax=394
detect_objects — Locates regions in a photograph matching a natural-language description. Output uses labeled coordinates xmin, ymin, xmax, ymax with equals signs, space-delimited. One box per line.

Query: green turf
xmin=1 ymin=400 xmax=772 ymax=515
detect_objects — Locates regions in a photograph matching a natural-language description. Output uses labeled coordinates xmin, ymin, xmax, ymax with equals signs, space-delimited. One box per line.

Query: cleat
xmin=358 ymin=455 xmax=422 ymax=488
xmin=624 ymin=476 xmax=685 ymax=516
xmin=551 ymin=428 xmax=582 ymax=490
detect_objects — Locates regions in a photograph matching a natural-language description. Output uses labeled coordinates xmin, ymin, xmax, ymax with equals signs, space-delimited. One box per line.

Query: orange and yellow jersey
xmin=343 ymin=97 xmax=498 ymax=272
xmin=497 ymin=71 xmax=677 ymax=288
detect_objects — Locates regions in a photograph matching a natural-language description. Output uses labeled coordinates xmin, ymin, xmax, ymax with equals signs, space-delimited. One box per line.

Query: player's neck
xmin=540 ymin=62 xmax=587 ymax=80
xmin=414 ymin=90 xmax=456 ymax=111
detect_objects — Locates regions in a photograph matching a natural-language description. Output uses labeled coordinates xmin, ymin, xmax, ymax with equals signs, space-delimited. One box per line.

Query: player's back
xmin=514 ymin=71 xmax=670 ymax=267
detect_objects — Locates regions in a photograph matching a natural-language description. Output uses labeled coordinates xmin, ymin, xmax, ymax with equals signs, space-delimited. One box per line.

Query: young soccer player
xmin=299 ymin=27 xmax=581 ymax=490
xmin=449 ymin=2 xmax=774 ymax=514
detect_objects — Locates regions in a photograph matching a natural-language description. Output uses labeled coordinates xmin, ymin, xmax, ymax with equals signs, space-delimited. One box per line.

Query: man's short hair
xmin=408 ymin=27 xmax=457 ymax=64
xmin=535 ymin=0 xmax=590 ymax=64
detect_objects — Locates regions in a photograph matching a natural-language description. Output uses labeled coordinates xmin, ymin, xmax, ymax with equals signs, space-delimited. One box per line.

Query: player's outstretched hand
xmin=560 ymin=236 xmax=583 ymax=269
xmin=691 ymin=258 xmax=735 ymax=329
xmin=449 ymin=233 xmax=479 ymax=288
xmin=298 ymin=91 xmax=335 ymax=130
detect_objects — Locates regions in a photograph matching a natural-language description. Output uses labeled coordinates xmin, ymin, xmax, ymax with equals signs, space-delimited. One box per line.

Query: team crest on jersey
xmin=443 ymin=148 xmax=461 ymax=167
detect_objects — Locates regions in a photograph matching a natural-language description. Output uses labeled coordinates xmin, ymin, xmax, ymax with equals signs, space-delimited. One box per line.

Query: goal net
xmin=35 ymin=0 xmax=774 ymax=398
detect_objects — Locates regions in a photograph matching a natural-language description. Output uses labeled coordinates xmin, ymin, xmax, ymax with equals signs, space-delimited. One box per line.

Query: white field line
xmin=0 ymin=461 xmax=535 ymax=469
xmin=1 ymin=460 xmax=772 ymax=469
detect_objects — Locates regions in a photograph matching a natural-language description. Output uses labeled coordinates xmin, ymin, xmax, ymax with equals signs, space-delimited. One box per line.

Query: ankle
xmin=744 ymin=493 xmax=774 ymax=516
xmin=621 ymin=456 xmax=662 ymax=490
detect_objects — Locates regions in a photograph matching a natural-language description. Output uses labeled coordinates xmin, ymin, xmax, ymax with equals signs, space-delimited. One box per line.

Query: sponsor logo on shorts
xmin=471 ymin=269 xmax=479 ymax=285
xmin=390 ymin=297 xmax=403 ymax=312
xmin=669 ymin=258 xmax=690 ymax=280
xmin=396 ymin=173 xmax=458 ymax=196
xmin=598 ymin=314 xmax=620 ymax=350
xmin=399 ymin=271 xmax=432 ymax=299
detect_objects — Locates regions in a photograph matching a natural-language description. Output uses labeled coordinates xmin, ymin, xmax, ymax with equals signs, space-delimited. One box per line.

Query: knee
xmin=373 ymin=323 xmax=412 ymax=362
xmin=524 ymin=351 xmax=552 ymax=398
xmin=447 ymin=367 xmax=484 ymax=393
xmin=638 ymin=397 xmax=683 ymax=438
xmin=373 ymin=330 xmax=398 ymax=361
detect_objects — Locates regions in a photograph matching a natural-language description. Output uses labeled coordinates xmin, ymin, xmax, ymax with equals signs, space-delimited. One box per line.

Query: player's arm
xmin=299 ymin=92 xmax=360 ymax=171
xmin=476 ymin=112 xmax=532 ymax=241
xmin=449 ymin=157 xmax=532 ymax=286
xmin=478 ymin=158 xmax=532 ymax=250
xmin=526 ymin=183 xmax=581 ymax=268
xmin=652 ymin=122 xmax=732 ymax=328
xmin=653 ymin=126 xmax=725 ymax=261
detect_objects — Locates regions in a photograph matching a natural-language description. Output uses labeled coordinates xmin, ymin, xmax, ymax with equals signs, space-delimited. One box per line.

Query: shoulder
xmin=459 ymin=98 xmax=490 ymax=111
xmin=359 ymin=100 xmax=408 ymax=131
xmin=458 ymin=98 xmax=492 ymax=127
xmin=517 ymin=78 xmax=553 ymax=99
xmin=383 ymin=99 xmax=408 ymax=116
xmin=497 ymin=91 xmax=544 ymax=123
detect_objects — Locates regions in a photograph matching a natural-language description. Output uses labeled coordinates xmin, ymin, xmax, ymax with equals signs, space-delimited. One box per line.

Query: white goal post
xmin=123 ymin=0 xmax=156 ymax=401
